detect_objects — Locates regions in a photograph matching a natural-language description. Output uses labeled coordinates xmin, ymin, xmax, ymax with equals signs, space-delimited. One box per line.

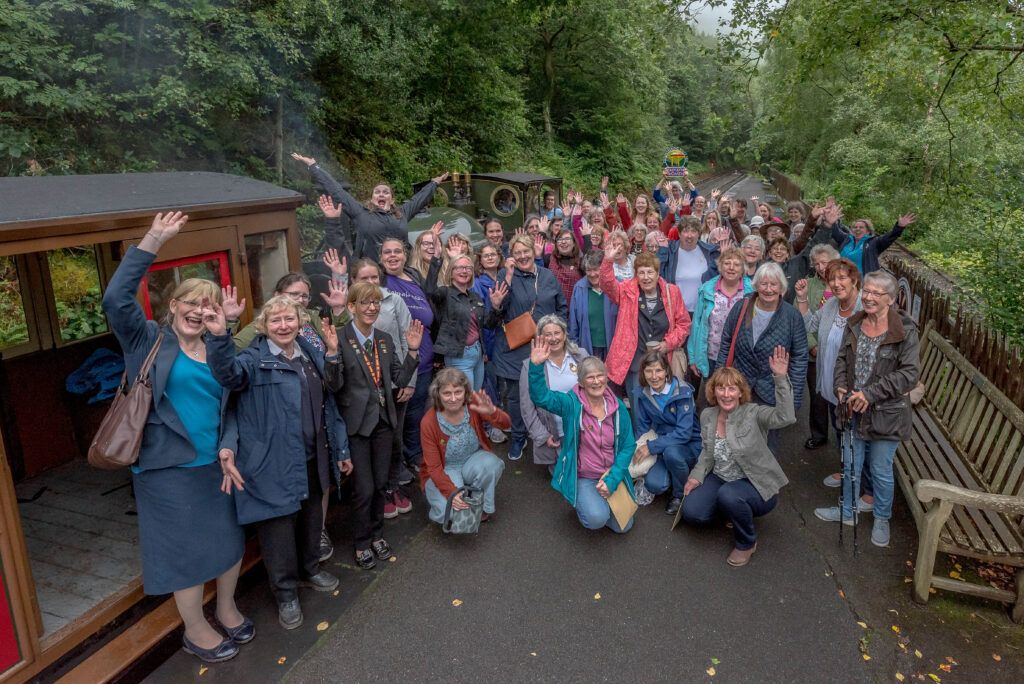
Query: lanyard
xmin=358 ymin=338 xmax=382 ymax=388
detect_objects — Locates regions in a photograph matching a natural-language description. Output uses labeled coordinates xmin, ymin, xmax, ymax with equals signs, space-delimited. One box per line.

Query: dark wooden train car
xmin=0 ymin=172 xmax=303 ymax=682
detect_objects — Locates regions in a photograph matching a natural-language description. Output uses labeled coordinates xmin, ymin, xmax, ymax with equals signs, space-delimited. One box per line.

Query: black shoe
xmin=355 ymin=548 xmax=376 ymax=569
xmin=397 ymin=463 xmax=416 ymax=486
xmin=220 ymin=616 xmax=256 ymax=645
xmin=318 ymin=529 xmax=334 ymax=562
xmin=182 ymin=634 xmax=239 ymax=663
xmin=300 ymin=571 xmax=339 ymax=593
xmin=371 ymin=538 xmax=393 ymax=561
xmin=804 ymin=437 xmax=828 ymax=450
xmin=278 ymin=599 xmax=303 ymax=630
xmin=665 ymin=497 xmax=683 ymax=516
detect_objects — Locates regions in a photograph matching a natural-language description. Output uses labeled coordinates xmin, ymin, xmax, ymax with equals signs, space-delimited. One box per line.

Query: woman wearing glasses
xmin=425 ymin=238 xmax=488 ymax=391
xmin=232 ymin=271 xmax=349 ymax=352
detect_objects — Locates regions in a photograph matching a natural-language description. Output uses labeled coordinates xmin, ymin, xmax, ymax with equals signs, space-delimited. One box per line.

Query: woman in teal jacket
xmin=527 ymin=339 xmax=636 ymax=533
xmin=687 ymin=247 xmax=753 ymax=381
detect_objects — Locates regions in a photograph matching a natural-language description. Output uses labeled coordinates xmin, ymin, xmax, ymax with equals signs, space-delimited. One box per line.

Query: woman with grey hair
xmin=716 ymin=262 xmax=808 ymax=452
xmin=527 ymin=339 xmax=637 ymax=533
xmin=814 ymin=270 xmax=919 ymax=547
xmin=740 ymin=234 xmax=765 ymax=278
xmin=519 ymin=315 xmax=588 ymax=469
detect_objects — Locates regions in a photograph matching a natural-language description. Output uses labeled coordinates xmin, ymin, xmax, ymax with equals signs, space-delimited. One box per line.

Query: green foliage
xmin=55 ymin=287 xmax=107 ymax=341
xmin=713 ymin=0 xmax=1024 ymax=341
xmin=0 ymin=258 xmax=28 ymax=347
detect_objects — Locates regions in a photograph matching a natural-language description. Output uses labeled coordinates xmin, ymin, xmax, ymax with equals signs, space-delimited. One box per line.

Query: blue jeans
xmin=575 ymin=478 xmax=634 ymax=533
xmin=830 ymin=406 xmax=873 ymax=498
xmin=841 ymin=429 xmax=898 ymax=520
xmin=496 ymin=375 xmax=526 ymax=448
xmin=681 ymin=474 xmax=777 ymax=549
xmin=402 ymin=371 xmax=432 ymax=467
xmin=644 ymin=444 xmax=697 ymax=498
xmin=423 ymin=450 xmax=505 ymax=523
xmin=624 ymin=369 xmax=641 ymax=432
xmin=445 ymin=342 xmax=484 ymax=391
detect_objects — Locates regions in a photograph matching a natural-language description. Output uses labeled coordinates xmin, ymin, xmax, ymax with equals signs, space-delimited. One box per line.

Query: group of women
xmin=105 ymin=159 xmax=920 ymax=664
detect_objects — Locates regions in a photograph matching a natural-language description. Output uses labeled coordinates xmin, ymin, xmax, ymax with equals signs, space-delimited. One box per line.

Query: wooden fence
xmin=767 ymin=166 xmax=802 ymax=202
xmin=883 ymin=251 xmax=1024 ymax=411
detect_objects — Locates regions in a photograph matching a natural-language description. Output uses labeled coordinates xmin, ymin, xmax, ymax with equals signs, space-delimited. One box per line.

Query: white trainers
xmin=487 ymin=426 xmax=507 ymax=444
xmin=871 ymin=519 xmax=890 ymax=547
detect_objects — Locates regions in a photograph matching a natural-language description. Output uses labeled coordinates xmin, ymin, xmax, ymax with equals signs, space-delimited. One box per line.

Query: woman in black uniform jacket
xmin=322 ymin=281 xmax=423 ymax=568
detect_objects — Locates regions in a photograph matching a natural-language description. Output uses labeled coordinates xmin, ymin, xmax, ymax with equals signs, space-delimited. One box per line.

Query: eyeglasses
xmin=861 ymin=289 xmax=890 ymax=298
xmin=175 ymin=298 xmax=201 ymax=308
xmin=356 ymin=300 xmax=381 ymax=309
xmin=452 ymin=266 xmax=473 ymax=272
xmin=381 ymin=248 xmax=405 ymax=257
xmin=282 ymin=291 xmax=311 ymax=302
xmin=556 ymin=237 xmax=574 ymax=243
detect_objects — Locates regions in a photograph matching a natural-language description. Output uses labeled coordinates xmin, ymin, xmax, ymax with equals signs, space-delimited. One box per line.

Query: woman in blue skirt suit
xmin=102 ymin=212 xmax=249 ymax=663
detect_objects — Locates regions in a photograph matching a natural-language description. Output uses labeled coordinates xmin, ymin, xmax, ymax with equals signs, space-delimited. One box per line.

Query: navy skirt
xmin=133 ymin=462 xmax=245 ymax=595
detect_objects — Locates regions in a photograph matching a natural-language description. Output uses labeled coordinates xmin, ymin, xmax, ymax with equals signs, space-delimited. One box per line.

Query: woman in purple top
xmin=380 ymin=237 xmax=435 ymax=473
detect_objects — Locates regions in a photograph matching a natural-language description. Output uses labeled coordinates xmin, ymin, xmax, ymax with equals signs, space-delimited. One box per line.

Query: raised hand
xmin=711 ymin=189 xmax=722 ymax=200
xmin=572 ymin=202 xmax=583 ymax=217
xmin=199 ymin=297 xmax=226 ymax=336
xmin=823 ymin=203 xmax=842 ymax=227
xmin=599 ymin=192 xmax=610 ymax=210
xmin=750 ymin=195 xmax=759 ymax=202
xmin=533 ymin=234 xmax=544 ymax=259
xmin=467 ymin=389 xmax=497 ymax=416
xmin=405 ymin=319 xmax=425 ymax=351
xmin=897 ymin=212 xmax=916 ymax=228
xmin=320 ymin=278 xmax=348 ymax=311
xmin=218 ymin=449 xmax=245 ymax=494
xmin=530 ymin=336 xmax=551 ymax=365
xmin=539 ymin=214 xmax=550 ymax=234
xmin=430 ymin=220 xmax=444 ymax=240
xmin=654 ymin=232 xmax=669 ymax=248
xmin=793 ymin=278 xmax=808 ymax=299
xmin=322 ymin=248 xmax=347 ymax=276
xmin=220 ymin=285 xmax=246 ymax=321
xmin=600 ymin=175 xmax=609 ymax=190
xmin=320 ymin=318 xmax=339 ymax=354
xmin=318 ymin=194 xmax=342 ymax=219
xmin=605 ymin=238 xmax=623 ymax=262
xmin=291 ymin=152 xmax=316 ymax=167
xmin=446 ymin=234 xmax=468 ymax=259
xmin=432 ymin=171 xmax=451 ymax=184
xmin=489 ymin=280 xmax=510 ymax=308
xmin=579 ymin=217 xmax=592 ymax=236
xmin=768 ymin=345 xmax=790 ymax=376
xmin=146 ymin=211 xmax=188 ymax=245
xmin=616 ymin=192 xmax=627 ymax=204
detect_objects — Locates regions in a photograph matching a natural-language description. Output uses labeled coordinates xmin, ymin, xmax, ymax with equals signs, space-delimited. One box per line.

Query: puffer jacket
xmin=833 ymin=308 xmax=920 ymax=441
xmin=310 ymin=164 xmax=437 ymax=259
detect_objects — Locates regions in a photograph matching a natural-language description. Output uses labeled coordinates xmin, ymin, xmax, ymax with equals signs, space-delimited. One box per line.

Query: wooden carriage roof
xmin=0 ymin=172 xmax=305 ymax=236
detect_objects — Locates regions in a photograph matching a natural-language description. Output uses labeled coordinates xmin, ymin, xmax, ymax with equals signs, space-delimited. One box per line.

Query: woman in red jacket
xmin=599 ymin=246 xmax=691 ymax=417
xmin=419 ymin=368 xmax=510 ymax=524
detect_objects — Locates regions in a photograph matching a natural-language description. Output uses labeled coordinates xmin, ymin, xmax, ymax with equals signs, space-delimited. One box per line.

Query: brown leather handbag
xmin=662 ymin=282 xmax=688 ymax=380
xmin=88 ymin=334 xmax=163 ymax=470
xmin=725 ymin=296 xmax=752 ymax=368
xmin=502 ymin=274 xmax=539 ymax=350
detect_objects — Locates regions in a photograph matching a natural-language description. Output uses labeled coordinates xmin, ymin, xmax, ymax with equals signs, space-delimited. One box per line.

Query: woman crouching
xmin=681 ymin=347 xmax=795 ymax=566
xmin=419 ymin=368 xmax=509 ymax=525
xmin=527 ymin=339 xmax=637 ymax=533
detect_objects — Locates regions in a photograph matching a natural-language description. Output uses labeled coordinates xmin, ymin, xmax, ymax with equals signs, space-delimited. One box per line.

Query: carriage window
xmin=490 ymin=185 xmax=519 ymax=217
xmin=0 ymin=256 xmax=29 ymax=348
xmin=47 ymin=247 xmax=109 ymax=342
xmin=142 ymin=252 xmax=230 ymax=321
xmin=245 ymin=231 xmax=289 ymax=310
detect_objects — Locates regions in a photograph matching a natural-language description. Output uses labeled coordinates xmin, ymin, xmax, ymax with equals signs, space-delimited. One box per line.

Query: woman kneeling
xmin=527 ymin=339 xmax=637 ymax=533
xmin=420 ymin=369 xmax=509 ymax=524
xmin=681 ymin=348 xmax=795 ymax=566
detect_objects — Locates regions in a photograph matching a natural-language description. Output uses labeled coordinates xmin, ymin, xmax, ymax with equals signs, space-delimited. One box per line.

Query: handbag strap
xmin=725 ymin=297 xmax=752 ymax=368
xmin=134 ymin=331 xmax=164 ymax=384
xmin=442 ymin=485 xmax=470 ymax=532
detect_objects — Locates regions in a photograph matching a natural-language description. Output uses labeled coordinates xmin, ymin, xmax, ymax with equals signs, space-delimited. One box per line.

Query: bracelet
xmin=796 ymin=298 xmax=808 ymax=303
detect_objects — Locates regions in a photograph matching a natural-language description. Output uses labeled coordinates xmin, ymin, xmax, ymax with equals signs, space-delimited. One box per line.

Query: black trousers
xmin=806 ymin=361 xmax=830 ymax=442
xmin=255 ymin=457 xmax=323 ymax=604
xmin=350 ymin=422 xmax=394 ymax=550
xmin=387 ymin=396 xmax=409 ymax=490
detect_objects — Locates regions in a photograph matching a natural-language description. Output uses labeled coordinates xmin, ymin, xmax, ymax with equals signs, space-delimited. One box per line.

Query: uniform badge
xmin=570 ymin=362 xmax=577 ymax=373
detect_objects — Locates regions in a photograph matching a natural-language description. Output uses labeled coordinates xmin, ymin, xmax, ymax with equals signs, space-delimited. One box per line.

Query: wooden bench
xmin=895 ymin=323 xmax=1024 ymax=622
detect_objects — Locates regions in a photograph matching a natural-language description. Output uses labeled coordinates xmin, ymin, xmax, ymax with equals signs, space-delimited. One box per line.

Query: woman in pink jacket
xmin=599 ymin=245 xmax=691 ymax=428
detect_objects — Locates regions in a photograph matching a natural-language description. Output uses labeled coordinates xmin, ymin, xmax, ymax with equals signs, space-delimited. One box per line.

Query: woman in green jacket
xmin=527 ymin=339 xmax=636 ymax=533
xmin=681 ymin=347 xmax=796 ymax=566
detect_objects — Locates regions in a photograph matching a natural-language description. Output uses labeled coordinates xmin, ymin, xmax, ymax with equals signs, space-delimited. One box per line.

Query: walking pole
xmin=848 ymin=423 xmax=858 ymax=557
xmin=837 ymin=398 xmax=847 ymax=548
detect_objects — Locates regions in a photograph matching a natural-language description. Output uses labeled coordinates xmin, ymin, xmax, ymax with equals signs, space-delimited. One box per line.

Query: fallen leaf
xmin=594 ymin=592 xmax=601 ymax=600
xmin=904 ymin=577 xmax=913 ymax=583
xmin=857 ymin=621 xmax=868 ymax=629
xmin=938 ymin=664 xmax=951 ymax=673
xmin=839 ymin=590 xmax=846 ymax=598
xmin=452 ymin=599 xmax=463 ymax=607
xmin=711 ymin=657 xmax=721 ymax=665
xmin=389 ymin=556 xmax=397 ymax=562
xmin=992 ymin=653 xmax=1001 ymax=661
xmin=278 ymin=657 xmax=287 ymax=665
xmin=949 ymin=571 xmax=961 ymax=579
xmin=892 ymin=625 xmax=901 ymax=633
xmin=944 ymin=657 xmax=957 ymax=665
xmin=706 ymin=667 xmax=716 ymax=676
xmin=954 ymin=563 xmax=962 ymax=571
xmin=198 ymin=665 xmax=208 ymax=676
xmin=515 ymin=470 xmax=522 ymax=475
xmin=530 ymin=652 xmax=537 ymax=657
xmin=333 ymin=590 xmax=340 ymax=596
xmin=317 ymin=621 xmax=329 ymax=631
xmin=895 ymin=674 xmax=905 ymax=682
xmin=915 ymin=649 xmax=923 ymax=659
xmin=863 ymin=654 xmax=872 ymax=661
xmin=927 ymin=674 xmax=941 ymax=682
xmin=929 ymin=587 xmax=936 ymax=594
